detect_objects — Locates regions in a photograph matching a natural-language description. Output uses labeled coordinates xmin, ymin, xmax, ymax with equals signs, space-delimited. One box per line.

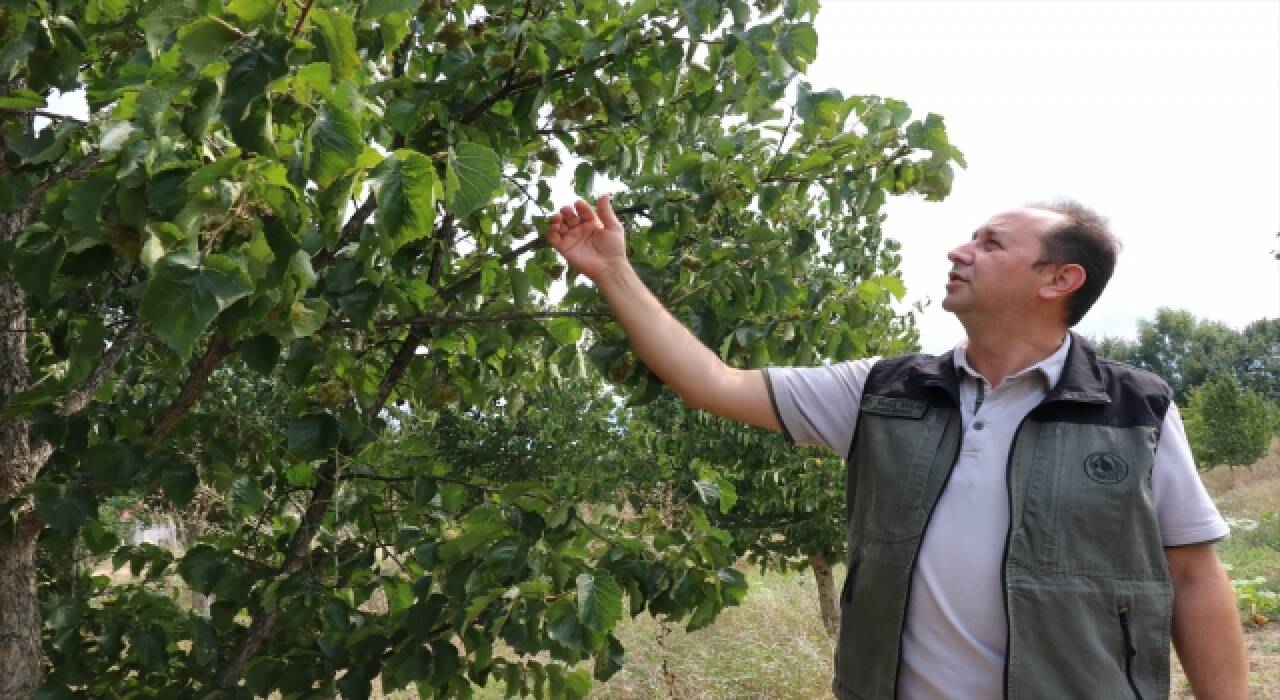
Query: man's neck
xmin=960 ymin=324 xmax=1068 ymax=388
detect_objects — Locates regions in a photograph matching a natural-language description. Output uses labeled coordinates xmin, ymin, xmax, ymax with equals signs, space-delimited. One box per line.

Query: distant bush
xmin=1184 ymin=374 xmax=1280 ymax=469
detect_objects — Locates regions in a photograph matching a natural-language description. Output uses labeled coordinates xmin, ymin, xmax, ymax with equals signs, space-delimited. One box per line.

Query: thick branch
xmin=143 ymin=334 xmax=236 ymax=448
xmin=59 ymin=319 xmax=141 ymax=416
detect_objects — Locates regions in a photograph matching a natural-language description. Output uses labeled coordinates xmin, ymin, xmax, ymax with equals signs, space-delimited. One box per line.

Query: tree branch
xmin=323 ymin=309 xmax=612 ymax=332
xmin=313 ymin=194 xmax=377 ymax=269
xmin=437 ymin=238 xmax=547 ymax=304
xmin=0 ymin=108 xmax=87 ymax=124
xmin=291 ymin=0 xmax=317 ymax=38
xmin=459 ymin=34 xmax=659 ymax=125
xmin=217 ymin=451 xmax=341 ymax=691
xmin=59 ymin=319 xmax=141 ymax=416
xmin=143 ymin=334 xmax=236 ymax=448
xmin=17 ymin=151 xmax=101 ymax=229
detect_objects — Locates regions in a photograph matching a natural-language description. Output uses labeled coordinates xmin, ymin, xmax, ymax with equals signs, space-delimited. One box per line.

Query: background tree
xmin=0 ymin=0 xmax=960 ymax=696
xmin=1098 ymin=307 xmax=1245 ymax=404
xmin=1182 ymin=373 xmax=1280 ymax=470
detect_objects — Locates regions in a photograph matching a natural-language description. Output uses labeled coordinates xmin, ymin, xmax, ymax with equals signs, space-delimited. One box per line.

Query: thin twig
xmin=323 ymin=309 xmax=612 ymax=331
xmin=59 ymin=319 xmax=142 ymax=416
xmin=0 ymin=108 xmax=87 ymax=124
xmin=291 ymin=0 xmax=317 ymax=38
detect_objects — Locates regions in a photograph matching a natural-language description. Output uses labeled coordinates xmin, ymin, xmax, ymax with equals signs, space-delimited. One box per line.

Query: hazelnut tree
xmin=0 ymin=0 xmax=960 ymax=696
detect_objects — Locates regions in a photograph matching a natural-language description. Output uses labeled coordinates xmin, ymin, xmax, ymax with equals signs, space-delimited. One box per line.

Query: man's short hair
xmin=1028 ymin=199 xmax=1120 ymax=327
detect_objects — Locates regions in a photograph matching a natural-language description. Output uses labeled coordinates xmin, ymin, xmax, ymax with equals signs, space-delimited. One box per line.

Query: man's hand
xmin=547 ymin=195 xmax=627 ymax=282
xmin=542 ymin=193 xmax=781 ymax=433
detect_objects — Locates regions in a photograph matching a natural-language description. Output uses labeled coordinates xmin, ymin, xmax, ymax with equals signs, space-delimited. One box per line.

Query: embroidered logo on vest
xmin=1084 ymin=452 xmax=1129 ymax=484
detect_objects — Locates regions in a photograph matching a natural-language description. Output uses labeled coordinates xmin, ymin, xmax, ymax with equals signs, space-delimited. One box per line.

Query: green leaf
xmin=6 ymin=229 xmax=65 ymax=302
xmin=385 ymin=644 xmax=432 ymax=690
xmin=546 ymin=597 xmax=586 ymax=651
xmin=311 ymin=10 xmax=359 ymax=81
xmin=239 ymin=333 xmax=282 ymax=374
xmin=373 ymin=150 xmax=437 ymax=252
xmin=564 ymin=668 xmax=593 ymax=699
xmin=34 ymin=485 xmax=96 ymax=531
xmin=176 ymin=17 xmax=240 ymax=70
xmin=545 ymin=317 xmax=582 ymax=345
xmin=308 ymin=104 xmax=362 ymax=188
xmin=440 ymin=509 xmax=507 ymax=561
xmin=287 ymin=413 xmax=340 ymax=461
xmin=0 ymin=89 xmax=45 ymax=109
xmin=140 ymin=252 xmax=255 ymax=359
xmin=272 ymin=297 xmax=330 ymax=341
xmin=779 ymin=23 xmax=818 ymax=70
xmin=64 ymin=172 xmax=114 ymax=240
xmin=447 ymin=143 xmax=501 ymax=217
xmin=159 ymin=455 xmax=199 ymax=507
xmin=179 ymin=545 xmax=225 ymax=595
xmin=128 ymin=626 xmax=168 ymax=674
xmin=576 ymin=571 xmax=623 ymax=633
xmin=80 ymin=443 xmax=143 ymax=485
xmin=573 ymin=162 xmax=594 ymax=196
xmin=362 ymin=0 xmax=420 ymax=15
xmin=227 ymin=0 xmax=276 ymax=26
xmin=85 ymin=0 xmax=129 ymax=24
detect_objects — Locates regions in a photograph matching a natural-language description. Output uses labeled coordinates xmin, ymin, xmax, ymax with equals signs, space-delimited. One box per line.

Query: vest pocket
xmin=851 ymin=400 xmax=951 ymax=542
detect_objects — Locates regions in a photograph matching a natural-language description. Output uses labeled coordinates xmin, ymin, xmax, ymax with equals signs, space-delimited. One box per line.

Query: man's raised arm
xmin=546 ymin=195 xmax=780 ymax=431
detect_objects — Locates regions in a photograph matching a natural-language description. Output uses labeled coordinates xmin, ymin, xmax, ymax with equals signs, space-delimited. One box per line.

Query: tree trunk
xmin=1 ymin=204 xmax=47 ymax=697
xmin=0 ymin=528 xmax=42 ymax=698
xmin=809 ymin=550 xmax=840 ymax=638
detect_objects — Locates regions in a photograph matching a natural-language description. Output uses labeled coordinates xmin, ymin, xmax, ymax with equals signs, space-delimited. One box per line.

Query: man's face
xmin=941 ymin=208 xmax=1068 ymax=320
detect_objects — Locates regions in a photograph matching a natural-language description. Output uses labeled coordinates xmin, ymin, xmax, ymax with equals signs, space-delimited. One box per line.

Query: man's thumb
xmin=598 ymin=193 xmax=622 ymax=231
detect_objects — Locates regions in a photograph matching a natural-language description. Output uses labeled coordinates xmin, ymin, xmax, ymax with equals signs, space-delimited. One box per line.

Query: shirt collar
xmin=953 ymin=334 xmax=1072 ymax=389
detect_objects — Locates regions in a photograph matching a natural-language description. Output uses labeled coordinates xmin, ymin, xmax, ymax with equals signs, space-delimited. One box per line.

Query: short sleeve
xmin=762 ymin=358 xmax=878 ymax=460
xmin=1152 ymin=403 xmax=1230 ymax=546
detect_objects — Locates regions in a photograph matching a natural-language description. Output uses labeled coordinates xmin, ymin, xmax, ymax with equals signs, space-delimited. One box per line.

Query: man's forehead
xmin=978 ymin=207 xmax=1066 ymax=237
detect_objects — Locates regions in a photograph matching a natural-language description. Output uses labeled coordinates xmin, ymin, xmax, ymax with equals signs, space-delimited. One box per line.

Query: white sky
xmin=808 ymin=0 xmax=1280 ymax=353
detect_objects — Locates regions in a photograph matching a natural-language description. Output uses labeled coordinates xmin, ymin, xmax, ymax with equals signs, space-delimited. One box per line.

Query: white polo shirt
xmin=764 ymin=336 xmax=1228 ymax=699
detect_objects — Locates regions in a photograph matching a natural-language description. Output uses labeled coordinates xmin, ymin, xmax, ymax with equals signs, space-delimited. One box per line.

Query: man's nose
xmin=947 ymin=243 xmax=973 ymax=266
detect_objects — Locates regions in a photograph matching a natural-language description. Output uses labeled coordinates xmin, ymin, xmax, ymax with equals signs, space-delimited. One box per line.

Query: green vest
xmin=834 ymin=334 xmax=1173 ymax=699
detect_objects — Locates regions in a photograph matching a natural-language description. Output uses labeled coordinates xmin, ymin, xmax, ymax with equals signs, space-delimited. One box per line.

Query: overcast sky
xmin=806 ymin=0 xmax=1280 ymax=352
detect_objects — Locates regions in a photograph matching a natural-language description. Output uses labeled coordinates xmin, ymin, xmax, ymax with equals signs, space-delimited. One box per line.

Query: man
xmin=546 ymin=195 xmax=1247 ymax=699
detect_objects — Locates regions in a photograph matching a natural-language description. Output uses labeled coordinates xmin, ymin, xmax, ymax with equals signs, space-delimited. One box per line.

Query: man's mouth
xmin=948 ymin=272 xmax=968 ymax=284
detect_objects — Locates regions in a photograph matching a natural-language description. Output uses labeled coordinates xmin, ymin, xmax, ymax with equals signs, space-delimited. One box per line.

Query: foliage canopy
xmin=0 ymin=0 xmax=959 ymax=696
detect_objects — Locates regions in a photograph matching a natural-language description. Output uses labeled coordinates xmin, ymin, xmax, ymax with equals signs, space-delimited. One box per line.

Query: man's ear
xmin=1038 ymin=263 xmax=1086 ymax=302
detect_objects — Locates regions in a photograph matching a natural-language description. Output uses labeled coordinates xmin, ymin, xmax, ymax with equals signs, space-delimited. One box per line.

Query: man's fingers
xmin=573 ymin=199 xmax=600 ymax=227
xmin=558 ymin=205 xmax=579 ymax=227
xmin=597 ymin=193 xmax=622 ymax=231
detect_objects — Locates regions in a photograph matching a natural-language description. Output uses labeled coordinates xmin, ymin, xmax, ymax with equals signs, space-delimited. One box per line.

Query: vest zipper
xmin=1118 ymin=606 xmax=1144 ymax=700
xmin=1000 ymin=416 xmax=1031 ymax=700
xmin=891 ymin=412 xmax=965 ymax=699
